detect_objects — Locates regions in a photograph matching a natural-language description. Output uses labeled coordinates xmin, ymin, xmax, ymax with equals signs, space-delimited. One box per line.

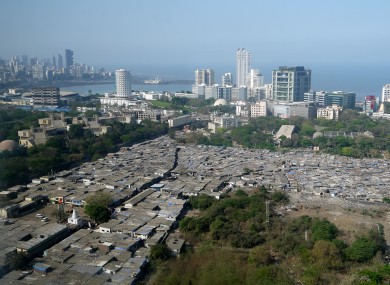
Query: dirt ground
xmin=285 ymin=192 xmax=390 ymax=245
xmin=17 ymin=202 xmax=87 ymax=224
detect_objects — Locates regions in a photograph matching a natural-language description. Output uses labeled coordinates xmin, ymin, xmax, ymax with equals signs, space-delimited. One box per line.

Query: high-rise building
xmin=32 ymin=87 xmax=61 ymax=107
xmin=195 ymin=69 xmax=214 ymax=86
xmin=324 ymin=91 xmax=356 ymax=109
xmin=65 ymin=49 xmax=73 ymax=68
xmin=246 ymin=69 xmax=263 ymax=89
xmin=221 ymin=73 xmax=232 ymax=87
xmin=115 ymin=69 xmax=132 ymax=97
xmin=231 ymin=86 xmax=247 ymax=101
xmin=21 ymin=55 xmax=28 ymax=66
xmin=382 ymin=84 xmax=390 ymax=102
xmin=52 ymin=56 xmax=56 ymax=68
xmin=58 ymin=54 xmax=63 ymax=69
xmin=272 ymin=66 xmax=311 ymax=102
xmin=236 ymin=48 xmax=251 ymax=87
xmin=32 ymin=64 xmax=45 ymax=80
xmin=218 ymin=86 xmax=232 ymax=101
xmin=364 ymin=96 xmax=376 ymax=113
xmin=30 ymin=58 xmax=38 ymax=66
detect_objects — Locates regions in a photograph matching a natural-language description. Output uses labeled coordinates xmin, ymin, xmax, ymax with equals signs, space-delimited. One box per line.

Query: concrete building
xmin=195 ymin=69 xmax=214 ymax=86
xmin=174 ymin=93 xmax=204 ymax=100
xmin=32 ymin=64 xmax=45 ymax=80
xmin=221 ymin=73 xmax=232 ymax=87
xmin=246 ymin=69 xmax=263 ymax=89
xmin=290 ymin=102 xmax=316 ymax=119
xmin=168 ymin=115 xmax=193 ymax=128
xmin=275 ymin=125 xmax=296 ymax=139
xmin=382 ymin=84 xmax=390 ymax=102
xmin=270 ymin=101 xmax=316 ymax=119
xmin=236 ymin=48 xmax=251 ymax=86
xmin=218 ymin=86 xmax=232 ymax=101
xmin=68 ymin=209 xmax=83 ymax=227
xmin=304 ymin=90 xmax=326 ymax=106
xmin=192 ymin=84 xmax=205 ymax=96
xmin=58 ymin=54 xmax=63 ymax=69
xmin=115 ymin=69 xmax=132 ymax=97
xmin=250 ymin=101 xmax=267 ymax=117
xmin=272 ymin=66 xmax=311 ymax=102
xmin=208 ymin=115 xmax=242 ymax=133
xmin=363 ymin=96 xmax=377 ymax=113
xmin=32 ymin=87 xmax=61 ymax=107
xmin=317 ymin=105 xmax=342 ymax=120
xmin=65 ymin=49 xmax=73 ymax=68
xmin=264 ymin=84 xmax=273 ymax=99
xmin=235 ymin=103 xmax=250 ymax=117
xmin=231 ymin=86 xmax=247 ymax=101
xmin=325 ymin=91 xmax=356 ymax=109
xmin=205 ymin=85 xmax=219 ymax=100
xmin=100 ymin=95 xmax=138 ymax=107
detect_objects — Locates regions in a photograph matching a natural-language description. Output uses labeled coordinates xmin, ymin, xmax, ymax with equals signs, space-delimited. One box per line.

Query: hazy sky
xmin=1 ymin=0 xmax=390 ymax=87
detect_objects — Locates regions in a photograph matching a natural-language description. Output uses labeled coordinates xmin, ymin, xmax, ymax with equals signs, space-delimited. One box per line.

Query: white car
xmin=36 ymin=214 xmax=43 ymax=218
xmin=41 ymin=217 xmax=49 ymax=222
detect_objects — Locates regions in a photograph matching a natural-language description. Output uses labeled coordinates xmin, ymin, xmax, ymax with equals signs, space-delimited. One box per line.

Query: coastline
xmin=55 ymin=79 xmax=193 ymax=88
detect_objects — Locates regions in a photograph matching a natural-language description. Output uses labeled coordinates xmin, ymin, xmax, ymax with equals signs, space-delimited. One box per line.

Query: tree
xmin=271 ymin=192 xmax=289 ymax=204
xmin=188 ymin=194 xmax=216 ymax=210
xmin=311 ymin=219 xmax=339 ymax=241
xmin=68 ymin=124 xmax=85 ymax=139
xmin=150 ymin=244 xmax=172 ymax=260
xmin=311 ymin=240 xmax=343 ymax=269
xmin=346 ymin=237 xmax=377 ymax=262
xmin=84 ymin=204 xmax=111 ymax=224
xmin=248 ymin=245 xmax=273 ymax=267
xmin=85 ymin=192 xmax=113 ymax=207
xmin=51 ymin=205 xmax=68 ymax=223
xmin=9 ymin=252 xmax=31 ymax=270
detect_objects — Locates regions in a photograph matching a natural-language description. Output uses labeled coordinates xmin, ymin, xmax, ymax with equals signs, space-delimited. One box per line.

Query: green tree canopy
xmin=311 ymin=240 xmax=343 ymax=269
xmin=85 ymin=192 xmax=113 ymax=207
xmin=311 ymin=219 xmax=339 ymax=241
xmin=345 ymin=237 xmax=377 ymax=262
xmin=84 ymin=204 xmax=111 ymax=224
xmin=150 ymin=244 xmax=172 ymax=260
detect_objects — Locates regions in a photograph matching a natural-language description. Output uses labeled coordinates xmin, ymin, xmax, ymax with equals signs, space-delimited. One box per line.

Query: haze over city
xmin=1 ymin=0 xmax=390 ymax=94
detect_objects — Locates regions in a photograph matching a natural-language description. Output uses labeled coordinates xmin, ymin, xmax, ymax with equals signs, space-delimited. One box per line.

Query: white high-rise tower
xmin=115 ymin=69 xmax=131 ymax=97
xmin=236 ymin=48 xmax=251 ymax=87
xmin=382 ymin=84 xmax=390 ymax=102
xmin=195 ymin=69 xmax=215 ymax=86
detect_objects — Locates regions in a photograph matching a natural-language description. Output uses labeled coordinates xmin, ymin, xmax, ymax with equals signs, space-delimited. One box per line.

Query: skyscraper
xmin=236 ymin=48 xmax=251 ymax=87
xmin=246 ymin=69 xmax=264 ymax=89
xmin=115 ymin=69 xmax=131 ymax=97
xmin=272 ymin=66 xmax=311 ymax=102
xmin=381 ymin=84 xmax=390 ymax=102
xmin=65 ymin=49 xmax=73 ymax=68
xmin=221 ymin=73 xmax=232 ymax=87
xmin=195 ymin=69 xmax=215 ymax=86
xmin=58 ymin=54 xmax=63 ymax=69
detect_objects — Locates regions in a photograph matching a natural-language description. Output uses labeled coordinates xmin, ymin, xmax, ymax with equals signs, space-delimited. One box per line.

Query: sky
xmin=1 ymin=0 xmax=390 ymax=95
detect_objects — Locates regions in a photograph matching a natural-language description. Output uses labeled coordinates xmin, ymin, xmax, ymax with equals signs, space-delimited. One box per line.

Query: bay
xmin=63 ymin=83 xmax=193 ymax=95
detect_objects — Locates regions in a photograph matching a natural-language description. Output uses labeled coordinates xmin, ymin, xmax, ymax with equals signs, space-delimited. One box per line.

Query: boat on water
xmin=144 ymin=77 xmax=165 ymax=84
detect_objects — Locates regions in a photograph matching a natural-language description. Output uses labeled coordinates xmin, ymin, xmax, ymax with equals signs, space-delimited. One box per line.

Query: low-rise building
xmin=317 ymin=105 xmax=342 ymax=120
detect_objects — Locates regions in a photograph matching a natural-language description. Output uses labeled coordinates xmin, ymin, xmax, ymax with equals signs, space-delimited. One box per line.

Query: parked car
xmin=36 ymin=214 xmax=43 ymax=218
xmin=41 ymin=217 xmax=49 ymax=222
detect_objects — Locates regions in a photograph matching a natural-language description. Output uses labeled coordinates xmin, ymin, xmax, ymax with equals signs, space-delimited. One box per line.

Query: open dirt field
xmin=286 ymin=192 xmax=390 ymax=244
